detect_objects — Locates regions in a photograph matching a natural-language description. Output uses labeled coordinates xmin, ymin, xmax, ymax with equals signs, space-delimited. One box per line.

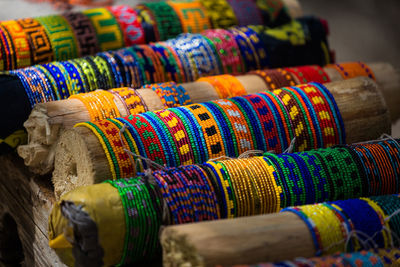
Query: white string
xmin=283 ymin=137 xmax=296 ymax=153
xmin=237 ymin=149 xmax=265 ymax=159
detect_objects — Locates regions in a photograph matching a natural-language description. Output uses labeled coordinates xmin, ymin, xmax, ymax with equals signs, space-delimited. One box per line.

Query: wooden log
xmin=17 ymin=63 xmax=399 ymax=175
xmin=160 ymin=213 xmax=314 ymax=267
xmin=0 ymin=153 xmax=64 ymax=267
xmin=52 ymin=77 xmax=391 ymax=199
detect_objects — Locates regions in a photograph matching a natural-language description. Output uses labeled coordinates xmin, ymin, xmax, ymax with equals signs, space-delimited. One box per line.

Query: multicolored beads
xmin=79 ymin=82 xmax=345 ymax=178
xmin=99 ymin=139 xmax=400 ymax=265
xmin=11 ymin=19 xmax=332 ymax=107
xmin=0 ymin=0 xmax=297 ymax=71
xmin=283 ymin=195 xmax=400 ymax=256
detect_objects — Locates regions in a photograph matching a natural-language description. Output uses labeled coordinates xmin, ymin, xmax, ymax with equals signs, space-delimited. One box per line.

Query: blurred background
xmin=1 ymin=0 xmax=399 ymax=135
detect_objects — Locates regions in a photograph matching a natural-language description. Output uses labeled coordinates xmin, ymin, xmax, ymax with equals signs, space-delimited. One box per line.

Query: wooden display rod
xmin=160 ymin=212 xmax=315 ymax=267
xmin=52 ymin=77 xmax=391 ymax=199
xmin=17 ymin=62 xmax=399 ymax=176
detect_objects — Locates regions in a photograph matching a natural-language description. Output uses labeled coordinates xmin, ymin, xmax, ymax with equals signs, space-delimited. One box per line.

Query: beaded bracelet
xmin=62 ymin=11 xmax=100 ymax=57
xmin=171 ymin=107 xmax=208 ymax=163
xmin=70 ymin=90 xmax=120 ymax=121
xmin=110 ymin=87 xmax=148 ymax=115
xmin=82 ymin=7 xmax=124 ymax=52
xmin=230 ymin=27 xmax=266 ymax=72
xmin=142 ymin=112 xmax=181 ymax=167
xmin=249 ymin=69 xmax=292 ymax=90
xmin=134 ymin=5 xmax=159 ymax=43
xmin=107 ymin=5 xmax=145 ymax=46
xmin=167 ymin=0 xmax=211 ymax=33
xmin=230 ymin=97 xmax=266 ymax=151
xmin=144 ymin=82 xmax=191 ymax=108
xmin=35 ymin=15 xmax=79 ymax=62
xmin=285 ymin=65 xmax=330 ymax=84
xmin=17 ymin=18 xmax=54 ymax=65
xmin=131 ymin=45 xmax=165 ymax=84
xmin=154 ymin=110 xmax=195 ymax=165
xmin=197 ymin=74 xmax=246 ymax=99
xmin=212 ymin=99 xmax=254 ymax=154
xmin=0 ymin=21 xmax=31 ymax=69
xmin=273 ymin=87 xmax=316 ymax=151
xmin=121 ymin=114 xmax=166 ymax=167
xmin=200 ymin=0 xmax=238 ymax=29
xmin=141 ymin=2 xmax=182 ymax=41
xmin=185 ymin=103 xmax=226 ymax=159
xmin=150 ymin=43 xmax=185 ymax=83
xmin=106 ymin=178 xmax=161 ymax=264
xmin=202 ymin=29 xmax=244 ymax=74
xmin=202 ymin=101 xmax=238 ymax=157
xmin=0 ymin=24 xmax=15 ymax=71
xmin=328 ymin=62 xmax=376 ymax=81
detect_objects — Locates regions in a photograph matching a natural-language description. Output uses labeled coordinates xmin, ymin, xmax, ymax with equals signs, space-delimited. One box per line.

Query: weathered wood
xmin=52 ymin=77 xmax=391 ymax=199
xmin=0 ymin=154 xmax=64 ymax=267
xmin=17 ymin=63 xmax=400 ymax=176
xmin=160 ymin=213 xmax=314 ymax=267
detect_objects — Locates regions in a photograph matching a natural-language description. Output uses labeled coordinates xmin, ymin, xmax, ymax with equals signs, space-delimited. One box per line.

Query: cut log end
xmin=161 ymin=228 xmax=205 ymax=267
xmin=52 ymin=127 xmax=109 ymax=200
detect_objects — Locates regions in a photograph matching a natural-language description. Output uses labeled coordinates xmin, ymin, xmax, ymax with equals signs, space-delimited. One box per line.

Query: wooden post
xmin=160 ymin=213 xmax=315 ymax=267
xmin=17 ymin=63 xmax=399 ymax=176
xmin=0 ymin=154 xmax=65 ymax=267
xmin=51 ymin=77 xmax=391 ymax=199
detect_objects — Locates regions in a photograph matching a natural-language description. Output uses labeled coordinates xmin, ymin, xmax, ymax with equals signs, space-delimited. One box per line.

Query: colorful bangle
xmin=150 ymin=43 xmax=185 ymax=83
xmin=202 ymin=29 xmax=244 ymax=74
xmin=131 ymin=45 xmax=165 ymax=84
xmin=62 ymin=11 xmax=100 ymax=57
xmin=107 ymin=5 xmax=145 ymax=46
xmin=70 ymin=90 xmax=120 ymax=121
xmin=35 ymin=15 xmax=79 ymax=62
xmin=110 ymin=87 xmax=148 ymax=115
xmin=230 ymin=26 xmax=267 ymax=71
xmin=0 ymin=24 xmax=14 ymax=71
xmin=0 ymin=21 xmax=31 ymax=69
xmin=144 ymin=81 xmax=192 ymax=108
xmin=200 ymin=0 xmax=238 ymax=29
xmin=285 ymin=65 xmax=330 ymax=83
xmin=82 ymin=7 xmax=124 ymax=52
xmin=328 ymin=62 xmax=376 ymax=81
xmin=197 ymin=74 xmax=246 ymax=99
xmin=141 ymin=2 xmax=182 ymax=41
xmin=167 ymin=0 xmax=211 ymax=33
xmin=17 ymin=18 xmax=54 ymax=65
xmin=185 ymin=103 xmax=226 ymax=159
xmin=134 ymin=5 xmax=159 ymax=42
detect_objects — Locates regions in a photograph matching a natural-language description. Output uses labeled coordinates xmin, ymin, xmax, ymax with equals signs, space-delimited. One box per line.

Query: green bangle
xmin=35 ymin=15 xmax=79 ymax=61
xmin=82 ymin=7 xmax=125 ymax=51
xmin=73 ymin=58 xmax=98 ymax=91
xmin=92 ymin=55 xmax=115 ymax=89
xmin=141 ymin=2 xmax=182 ymax=41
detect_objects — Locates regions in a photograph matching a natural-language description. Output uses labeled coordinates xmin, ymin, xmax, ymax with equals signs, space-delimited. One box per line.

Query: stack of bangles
xmin=8 ymin=17 xmax=333 ymax=108
xmin=0 ymin=0 xmax=293 ymax=71
xmin=67 ymin=63 xmax=377 ymax=123
xmin=50 ymin=139 xmax=400 ymax=265
xmin=76 ymin=81 xmax=346 ymax=179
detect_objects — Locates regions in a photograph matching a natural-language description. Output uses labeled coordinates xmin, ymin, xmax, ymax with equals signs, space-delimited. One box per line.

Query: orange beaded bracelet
xmin=197 ymin=74 xmax=247 ymax=99
xmin=70 ymin=90 xmax=121 ymax=121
